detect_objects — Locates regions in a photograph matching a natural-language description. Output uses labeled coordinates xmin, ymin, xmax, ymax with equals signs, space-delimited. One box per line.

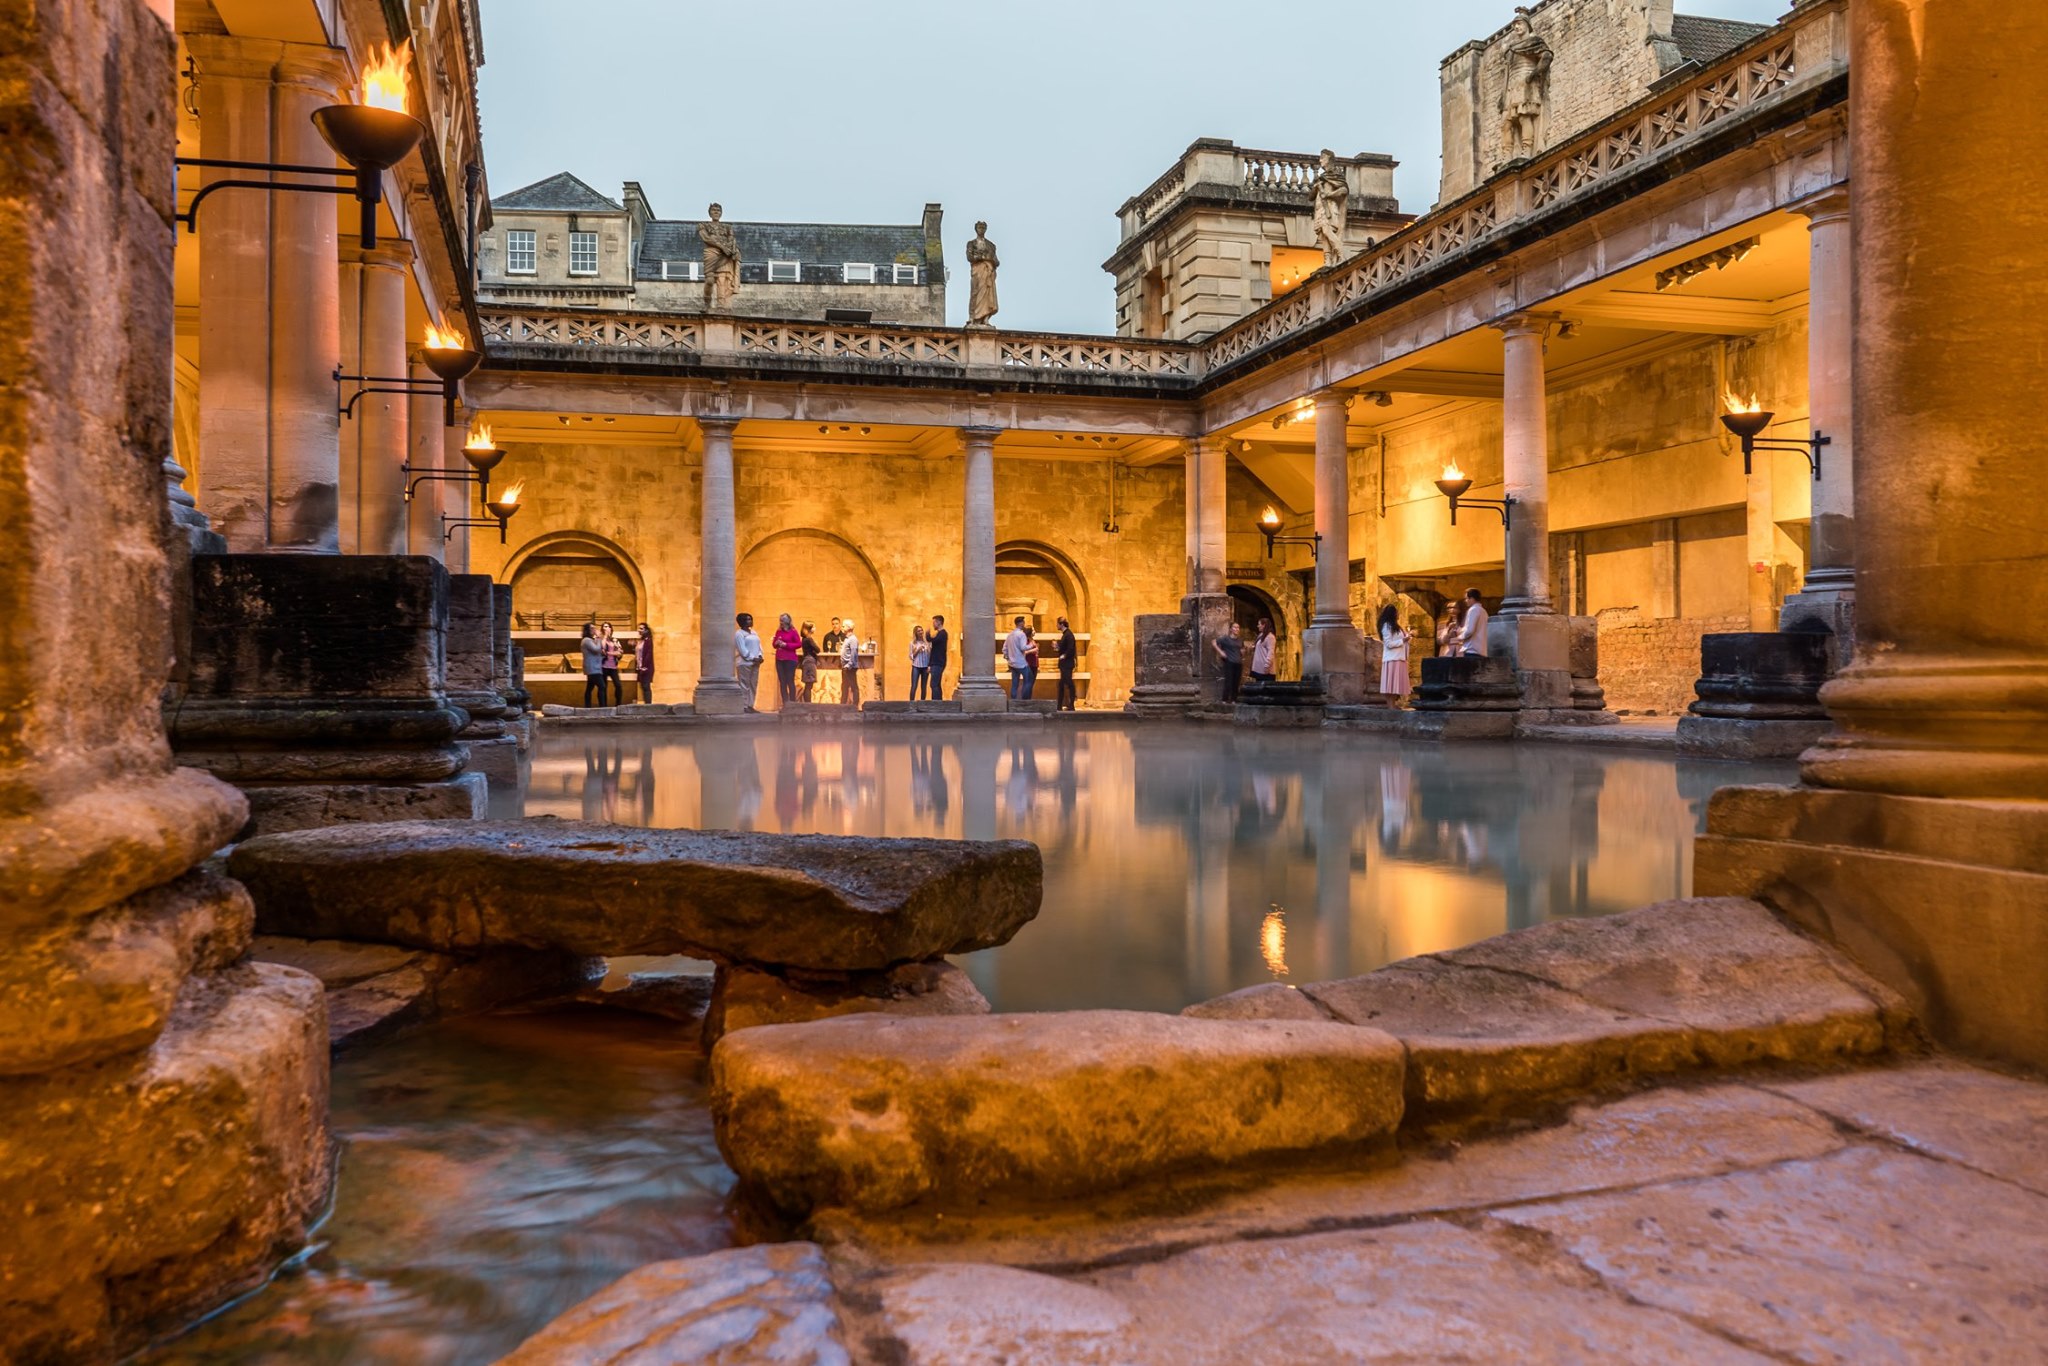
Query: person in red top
xmin=772 ymin=613 xmax=803 ymax=706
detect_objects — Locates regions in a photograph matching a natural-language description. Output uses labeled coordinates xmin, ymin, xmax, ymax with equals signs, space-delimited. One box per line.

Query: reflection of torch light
xmin=1261 ymin=906 xmax=1288 ymax=978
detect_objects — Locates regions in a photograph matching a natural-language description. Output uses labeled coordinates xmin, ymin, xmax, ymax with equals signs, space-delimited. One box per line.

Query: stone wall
xmin=0 ymin=0 xmax=331 ymax=1355
xmin=1594 ymin=608 xmax=1745 ymax=715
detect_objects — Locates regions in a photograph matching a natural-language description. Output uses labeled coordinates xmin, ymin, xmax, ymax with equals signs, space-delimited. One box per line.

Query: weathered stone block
xmin=711 ymin=1011 xmax=1405 ymax=1218
xmin=229 ymin=820 xmax=1043 ymax=969
xmin=239 ymin=772 xmax=487 ymax=835
xmin=703 ymin=960 xmax=989 ymax=1047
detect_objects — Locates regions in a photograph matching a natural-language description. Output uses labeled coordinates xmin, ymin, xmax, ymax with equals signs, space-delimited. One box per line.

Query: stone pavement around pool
xmin=499 ymin=1058 xmax=2048 ymax=1364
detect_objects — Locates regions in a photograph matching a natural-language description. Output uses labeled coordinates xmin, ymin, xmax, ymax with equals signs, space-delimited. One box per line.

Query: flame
xmin=1259 ymin=505 xmax=1282 ymax=528
xmin=358 ymin=41 xmax=412 ymax=114
xmin=496 ymin=481 xmax=525 ymax=508
xmin=1261 ymin=907 xmax=1289 ymax=978
xmin=1724 ymin=391 xmax=1761 ymax=414
xmin=464 ymin=422 xmax=494 ymax=450
xmin=1441 ymin=459 xmax=1465 ymax=481
xmin=423 ymin=320 xmax=466 ymax=351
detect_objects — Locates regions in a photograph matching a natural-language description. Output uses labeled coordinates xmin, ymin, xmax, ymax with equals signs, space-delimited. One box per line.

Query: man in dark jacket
xmin=1055 ymin=617 xmax=1078 ymax=710
xmin=927 ymin=615 xmax=950 ymax=701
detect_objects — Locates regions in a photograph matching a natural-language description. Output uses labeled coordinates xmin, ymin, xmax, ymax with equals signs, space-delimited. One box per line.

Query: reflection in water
xmin=517 ymin=723 xmax=1795 ymax=1013
xmin=141 ymin=1012 xmax=733 ymax=1366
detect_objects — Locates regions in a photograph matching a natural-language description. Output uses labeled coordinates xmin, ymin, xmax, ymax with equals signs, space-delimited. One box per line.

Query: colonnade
xmin=185 ymin=34 xmax=470 ymax=564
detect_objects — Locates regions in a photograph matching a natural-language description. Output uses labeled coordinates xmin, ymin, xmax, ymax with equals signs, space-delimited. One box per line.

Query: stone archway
xmin=738 ymin=529 xmax=884 ymax=707
xmin=504 ymin=531 xmax=647 ymax=629
xmin=996 ymin=540 xmax=1091 ymax=700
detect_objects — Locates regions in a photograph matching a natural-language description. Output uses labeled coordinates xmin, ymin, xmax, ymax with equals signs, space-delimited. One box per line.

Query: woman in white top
xmin=908 ymin=625 xmax=932 ymax=700
xmin=1376 ymin=603 xmax=1413 ymax=703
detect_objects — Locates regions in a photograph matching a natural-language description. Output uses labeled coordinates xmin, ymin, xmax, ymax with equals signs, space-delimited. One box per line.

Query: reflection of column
xmin=1312 ymin=767 xmax=1360 ymax=980
xmin=1185 ymin=436 xmax=1226 ymax=595
xmin=1495 ymin=316 xmax=1552 ymax=615
xmin=956 ymin=426 xmax=1005 ymax=707
xmin=1781 ymin=188 xmax=1855 ymax=641
xmin=956 ymin=731 xmax=1002 ymax=1002
xmin=343 ymin=240 xmax=411 ymax=556
xmin=694 ymin=416 xmax=747 ymax=713
xmin=405 ymin=356 xmax=444 ymax=557
xmin=190 ymin=38 xmax=348 ymax=552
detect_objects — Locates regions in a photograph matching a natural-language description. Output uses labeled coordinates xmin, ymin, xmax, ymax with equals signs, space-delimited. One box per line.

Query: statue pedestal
xmin=1674 ymin=631 xmax=1835 ymax=761
xmin=1125 ymin=611 xmax=1202 ymax=718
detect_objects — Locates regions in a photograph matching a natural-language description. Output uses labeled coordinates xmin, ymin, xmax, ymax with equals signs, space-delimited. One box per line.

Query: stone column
xmin=1495 ymin=316 xmax=1552 ymax=616
xmin=1300 ymin=389 xmax=1366 ymax=701
xmin=442 ymin=406 xmax=471 ymax=574
xmin=1696 ymin=0 xmax=2048 ymax=1071
xmin=1780 ymin=187 xmax=1855 ymax=651
xmin=693 ymin=416 xmax=748 ymax=714
xmin=1184 ymin=436 xmax=1226 ymax=595
xmin=955 ymin=425 xmax=1006 ymax=710
xmin=341 ymin=240 xmax=411 ymax=556
xmin=405 ymin=355 xmax=445 ymax=558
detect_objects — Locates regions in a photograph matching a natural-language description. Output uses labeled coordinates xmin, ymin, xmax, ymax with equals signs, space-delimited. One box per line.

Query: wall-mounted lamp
xmin=1362 ymin=390 xmax=1394 ymax=407
xmin=341 ymin=321 xmax=481 ymax=428
xmin=1434 ymin=461 xmax=1514 ymax=528
xmin=1270 ymin=400 xmax=1316 ymax=430
xmin=175 ymin=42 xmax=425 ymax=250
xmin=405 ymin=420 xmax=504 ymax=503
xmin=442 ymin=482 xmax=523 ymax=544
xmin=1256 ymin=506 xmax=1321 ymax=560
xmin=1719 ymin=394 xmax=1827 ymax=480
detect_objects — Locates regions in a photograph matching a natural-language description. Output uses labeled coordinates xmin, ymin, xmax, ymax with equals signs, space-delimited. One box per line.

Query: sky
xmin=476 ymin=0 xmax=1792 ymax=335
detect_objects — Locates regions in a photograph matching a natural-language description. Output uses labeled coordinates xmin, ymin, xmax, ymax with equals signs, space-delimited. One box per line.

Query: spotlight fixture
xmin=1719 ymin=393 xmax=1826 ymax=479
xmin=1433 ymin=460 xmax=1514 ymax=528
xmin=1270 ymin=400 xmax=1316 ymax=430
xmin=1655 ymin=237 xmax=1761 ymax=291
xmin=1255 ymin=506 xmax=1322 ymax=560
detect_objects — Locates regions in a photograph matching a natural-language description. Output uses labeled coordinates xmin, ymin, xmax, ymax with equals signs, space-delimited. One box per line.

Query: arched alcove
xmin=738 ymin=529 xmax=885 ymax=706
xmin=1227 ymin=584 xmax=1282 ymax=642
xmin=504 ymin=531 xmax=647 ymax=628
xmin=994 ymin=540 xmax=1089 ymax=633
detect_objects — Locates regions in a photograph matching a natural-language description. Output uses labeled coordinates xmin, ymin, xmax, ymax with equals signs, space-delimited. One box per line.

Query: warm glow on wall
xmin=358 ymin=42 xmax=413 ymax=114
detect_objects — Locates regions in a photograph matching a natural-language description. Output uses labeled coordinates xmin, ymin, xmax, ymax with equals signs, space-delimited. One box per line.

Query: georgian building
xmin=477 ymin=173 xmax=946 ymax=325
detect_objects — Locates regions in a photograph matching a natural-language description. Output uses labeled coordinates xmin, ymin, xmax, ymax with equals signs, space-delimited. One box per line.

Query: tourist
xmin=1436 ymin=608 xmax=1460 ymax=657
xmin=1022 ymin=627 xmax=1041 ymax=698
xmin=599 ymin=621 xmax=624 ymax=706
xmin=799 ymin=620 xmax=820 ymax=701
xmin=822 ymin=616 xmax=844 ymax=655
xmin=1213 ymin=621 xmax=1244 ymax=704
xmin=634 ymin=623 xmax=655 ymax=703
xmin=1377 ymin=603 xmax=1413 ymax=704
xmin=1004 ymin=616 xmax=1033 ymax=700
xmin=909 ymin=624 xmax=932 ymax=699
xmin=1458 ymin=588 xmax=1489 ymax=657
xmin=772 ymin=613 xmax=802 ymax=705
xmin=735 ymin=612 xmax=764 ymax=711
xmin=819 ymin=616 xmax=844 ymax=705
xmin=1250 ymin=617 xmax=1278 ymax=683
xmin=1054 ymin=617 xmax=1077 ymax=710
xmin=928 ymin=614 xmax=949 ymax=700
xmin=838 ymin=618 xmax=862 ymax=706
xmin=580 ymin=622 xmax=606 ymax=707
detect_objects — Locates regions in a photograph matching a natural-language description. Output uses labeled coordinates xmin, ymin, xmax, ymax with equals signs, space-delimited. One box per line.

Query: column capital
xmin=959 ymin=424 xmax=1001 ymax=443
xmin=694 ymin=413 xmax=741 ymax=434
xmin=1788 ymin=185 xmax=1851 ymax=227
xmin=1491 ymin=311 xmax=1559 ymax=339
xmin=271 ymin=44 xmax=352 ymax=99
xmin=339 ymin=238 xmax=414 ymax=270
xmin=1312 ymin=387 xmax=1352 ymax=409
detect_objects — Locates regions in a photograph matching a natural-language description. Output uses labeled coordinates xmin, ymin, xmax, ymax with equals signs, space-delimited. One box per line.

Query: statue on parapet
xmin=965 ymin=221 xmax=999 ymax=328
xmin=1311 ymin=149 xmax=1349 ymax=268
xmin=1499 ymin=9 xmax=1553 ymax=162
xmin=700 ymin=202 xmax=740 ymax=312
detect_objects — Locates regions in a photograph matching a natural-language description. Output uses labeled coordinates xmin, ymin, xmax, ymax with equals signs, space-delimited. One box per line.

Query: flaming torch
xmin=1718 ymin=391 xmax=1825 ymax=479
xmin=421 ymin=319 xmax=481 ymax=425
xmin=312 ymin=41 xmax=426 ymax=249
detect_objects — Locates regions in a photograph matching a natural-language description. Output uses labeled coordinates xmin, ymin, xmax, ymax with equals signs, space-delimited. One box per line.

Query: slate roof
xmin=491 ymin=172 xmax=623 ymax=214
xmin=1670 ymin=13 xmax=1770 ymax=66
xmin=635 ymin=220 xmax=932 ymax=285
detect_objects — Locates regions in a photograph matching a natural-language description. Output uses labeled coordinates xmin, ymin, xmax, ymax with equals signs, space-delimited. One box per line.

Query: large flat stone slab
xmin=497 ymin=1242 xmax=848 ymax=1365
xmin=711 ymin=1011 xmax=1404 ymax=1220
xmin=1302 ymin=897 xmax=1903 ymax=1116
xmin=703 ymin=961 xmax=989 ymax=1048
xmin=229 ymin=819 xmax=1041 ymax=971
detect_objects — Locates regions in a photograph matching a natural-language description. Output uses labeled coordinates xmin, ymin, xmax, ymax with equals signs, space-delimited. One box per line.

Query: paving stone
xmin=229 ymin=819 xmax=1041 ymax=971
xmin=497 ymin=1242 xmax=848 ymax=1365
xmin=1762 ymin=1059 xmax=2048 ymax=1196
xmin=1494 ymin=1144 xmax=2048 ymax=1363
xmin=712 ymin=1011 xmax=1404 ymax=1220
xmin=1179 ymin=982 xmax=1329 ymax=1022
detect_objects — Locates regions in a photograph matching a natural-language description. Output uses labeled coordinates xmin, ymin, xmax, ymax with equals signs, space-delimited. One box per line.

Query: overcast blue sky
xmin=477 ymin=0 xmax=1792 ymax=334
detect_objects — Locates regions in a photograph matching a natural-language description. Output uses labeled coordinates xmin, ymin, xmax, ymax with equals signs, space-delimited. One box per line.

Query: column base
xmin=241 ymin=772 xmax=487 ymax=836
xmin=953 ymin=678 xmax=1008 ymax=714
xmin=692 ymin=679 xmax=751 ymax=716
xmin=1302 ymin=621 xmax=1374 ymax=705
xmin=1124 ymin=684 xmax=1201 ymax=718
xmin=1488 ymin=612 xmax=1578 ymax=712
xmin=1697 ymin=783 xmax=2048 ymax=1072
xmin=1675 ymin=714 xmax=1835 ymax=760
xmin=1778 ymin=583 xmax=1856 ymax=668
xmin=1182 ymin=593 xmax=1234 ymax=705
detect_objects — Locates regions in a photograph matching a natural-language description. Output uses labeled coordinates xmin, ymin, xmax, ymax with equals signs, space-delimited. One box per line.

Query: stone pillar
xmin=341 ymin=240 xmax=411 ymax=557
xmin=442 ymin=407 xmax=471 ymax=574
xmin=190 ymin=38 xmax=347 ymax=553
xmin=1184 ymin=435 xmax=1234 ymax=706
xmin=955 ymin=425 xmax=1006 ymax=710
xmin=1299 ymin=389 xmax=1366 ymax=702
xmin=406 ymin=355 xmax=445 ymax=558
xmin=1743 ymin=454 xmax=1778 ymax=631
xmin=1780 ymin=187 xmax=1856 ymax=655
xmin=1495 ymin=316 xmax=1552 ymax=616
xmin=0 ymin=2 xmax=330 ymax=1356
xmin=693 ymin=416 xmax=748 ymax=714
xmin=1696 ymin=0 xmax=2048 ymax=1071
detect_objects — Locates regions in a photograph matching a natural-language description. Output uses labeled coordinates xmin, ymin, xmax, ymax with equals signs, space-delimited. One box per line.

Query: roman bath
xmin=2 ymin=0 xmax=2044 ymax=1360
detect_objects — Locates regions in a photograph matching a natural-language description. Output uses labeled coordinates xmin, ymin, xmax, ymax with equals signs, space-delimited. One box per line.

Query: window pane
xmin=569 ymin=231 xmax=597 ymax=275
xmin=507 ymin=229 xmax=536 ymax=273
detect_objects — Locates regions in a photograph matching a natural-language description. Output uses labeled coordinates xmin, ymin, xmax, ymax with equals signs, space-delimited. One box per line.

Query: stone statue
xmin=1499 ymin=11 xmax=1553 ymax=162
xmin=700 ymin=202 xmax=740 ymax=312
xmin=1311 ymin=148 xmax=1349 ymax=269
xmin=965 ymin=221 xmax=999 ymax=328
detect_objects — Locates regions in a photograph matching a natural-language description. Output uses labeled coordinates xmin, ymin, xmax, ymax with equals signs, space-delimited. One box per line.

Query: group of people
xmin=579 ymin=621 xmax=654 ymax=705
xmin=1208 ymin=616 xmax=1280 ymax=704
xmin=1003 ymin=617 xmax=1079 ymax=708
xmin=1197 ymin=590 xmax=1491 ymax=708
xmin=735 ymin=613 xmax=955 ymax=712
